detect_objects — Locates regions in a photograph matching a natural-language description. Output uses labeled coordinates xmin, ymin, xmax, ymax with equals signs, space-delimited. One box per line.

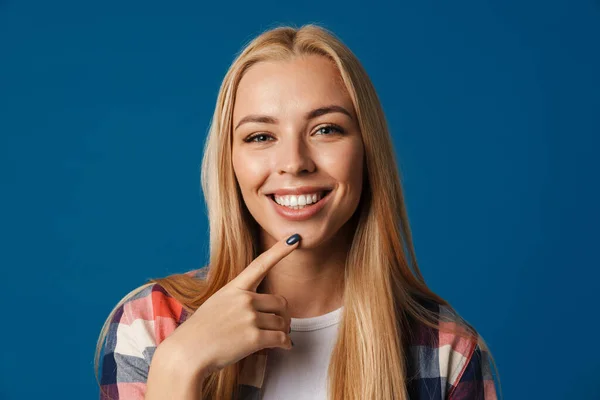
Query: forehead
xmin=233 ymin=55 xmax=354 ymax=120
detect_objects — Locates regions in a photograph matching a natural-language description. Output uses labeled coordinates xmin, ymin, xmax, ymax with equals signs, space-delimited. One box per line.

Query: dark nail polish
xmin=291 ymin=339 xmax=295 ymax=347
xmin=286 ymin=234 xmax=301 ymax=245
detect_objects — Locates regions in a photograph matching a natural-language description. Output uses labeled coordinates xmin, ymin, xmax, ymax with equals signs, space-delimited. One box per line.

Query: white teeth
xmin=273 ymin=191 xmax=326 ymax=208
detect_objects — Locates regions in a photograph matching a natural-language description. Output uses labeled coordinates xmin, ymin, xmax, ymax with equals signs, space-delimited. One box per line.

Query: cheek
xmin=232 ymin=150 xmax=269 ymax=192
xmin=320 ymin=142 xmax=364 ymax=189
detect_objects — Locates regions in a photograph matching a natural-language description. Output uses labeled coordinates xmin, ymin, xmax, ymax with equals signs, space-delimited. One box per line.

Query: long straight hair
xmin=95 ymin=24 xmax=500 ymax=400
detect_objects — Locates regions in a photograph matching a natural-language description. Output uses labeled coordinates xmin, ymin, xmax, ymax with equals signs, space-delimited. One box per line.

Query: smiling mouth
xmin=268 ymin=190 xmax=333 ymax=210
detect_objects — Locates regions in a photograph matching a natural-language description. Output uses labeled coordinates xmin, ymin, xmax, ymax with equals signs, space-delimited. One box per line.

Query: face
xmin=231 ymin=54 xmax=364 ymax=250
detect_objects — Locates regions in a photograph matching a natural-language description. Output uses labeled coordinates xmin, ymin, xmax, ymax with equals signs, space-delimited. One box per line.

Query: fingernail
xmin=286 ymin=234 xmax=301 ymax=245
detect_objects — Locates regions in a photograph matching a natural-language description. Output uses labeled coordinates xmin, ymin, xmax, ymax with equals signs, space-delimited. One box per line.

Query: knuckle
xmin=238 ymin=292 xmax=253 ymax=308
xmin=248 ymin=328 xmax=262 ymax=346
xmin=247 ymin=312 xmax=259 ymax=325
xmin=277 ymin=331 xmax=288 ymax=345
xmin=254 ymin=261 xmax=267 ymax=275
xmin=276 ymin=315 xmax=286 ymax=330
xmin=277 ymin=294 xmax=288 ymax=308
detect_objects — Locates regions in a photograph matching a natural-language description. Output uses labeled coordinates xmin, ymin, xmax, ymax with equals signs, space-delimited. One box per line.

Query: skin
xmin=231 ymin=54 xmax=365 ymax=318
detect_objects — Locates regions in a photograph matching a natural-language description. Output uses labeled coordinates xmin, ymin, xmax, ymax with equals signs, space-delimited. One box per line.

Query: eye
xmin=243 ymin=124 xmax=345 ymax=144
xmin=315 ymin=124 xmax=344 ymax=136
xmin=244 ymin=133 xmax=274 ymax=143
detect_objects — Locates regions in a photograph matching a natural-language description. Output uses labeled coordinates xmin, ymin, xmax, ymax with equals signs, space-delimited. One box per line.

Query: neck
xmin=256 ymin=228 xmax=351 ymax=318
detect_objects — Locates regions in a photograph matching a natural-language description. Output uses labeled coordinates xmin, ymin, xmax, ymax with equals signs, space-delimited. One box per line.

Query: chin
xmin=265 ymin=222 xmax=338 ymax=249
xmin=289 ymin=233 xmax=326 ymax=249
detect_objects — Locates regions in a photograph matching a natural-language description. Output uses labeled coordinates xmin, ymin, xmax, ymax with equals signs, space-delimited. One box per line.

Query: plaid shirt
xmin=99 ymin=267 xmax=497 ymax=399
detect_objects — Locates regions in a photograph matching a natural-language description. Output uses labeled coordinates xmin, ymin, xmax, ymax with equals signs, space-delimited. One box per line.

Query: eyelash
xmin=243 ymin=124 xmax=345 ymax=143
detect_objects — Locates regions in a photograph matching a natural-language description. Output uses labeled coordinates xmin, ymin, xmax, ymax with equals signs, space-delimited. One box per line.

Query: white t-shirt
xmin=260 ymin=306 xmax=344 ymax=400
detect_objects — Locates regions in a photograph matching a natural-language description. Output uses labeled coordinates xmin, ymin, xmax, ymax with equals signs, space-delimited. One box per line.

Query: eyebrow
xmin=234 ymin=105 xmax=353 ymax=131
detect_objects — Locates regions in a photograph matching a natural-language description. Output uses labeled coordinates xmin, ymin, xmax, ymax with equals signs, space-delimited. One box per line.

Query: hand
xmin=161 ymin=233 xmax=301 ymax=379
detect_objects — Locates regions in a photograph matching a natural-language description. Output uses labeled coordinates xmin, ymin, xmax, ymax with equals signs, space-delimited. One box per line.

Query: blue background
xmin=1 ymin=1 xmax=598 ymax=399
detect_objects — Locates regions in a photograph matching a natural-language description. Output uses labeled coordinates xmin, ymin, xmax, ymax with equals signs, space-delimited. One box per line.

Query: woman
xmin=95 ymin=24 xmax=500 ymax=400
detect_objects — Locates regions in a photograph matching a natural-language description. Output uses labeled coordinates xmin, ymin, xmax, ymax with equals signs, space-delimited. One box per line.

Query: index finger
xmin=234 ymin=233 xmax=301 ymax=292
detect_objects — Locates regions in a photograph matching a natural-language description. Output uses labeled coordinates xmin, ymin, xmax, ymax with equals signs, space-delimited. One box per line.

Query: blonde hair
xmin=95 ymin=24 xmax=501 ymax=399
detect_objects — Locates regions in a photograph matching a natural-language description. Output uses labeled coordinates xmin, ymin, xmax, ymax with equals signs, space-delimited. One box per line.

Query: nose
xmin=276 ymin=136 xmax=316 ymax=176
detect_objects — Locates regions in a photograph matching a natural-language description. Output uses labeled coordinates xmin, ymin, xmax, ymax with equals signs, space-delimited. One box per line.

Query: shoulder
xmin=112 ymin=266 xmax=210 ymax=345
xmin=113 ymin=283 xmax=184 ymax=346
xmin=405 ymin=298 xmax=496 ymax=399
xmin=183 ymin=265 xmax=211 ymax=280
xmin=99 ymin=267 xmax=209 ymax=398
xmin=103 ymin=283 xmax=180 ymax=368
xmin=104 ymin=266 xmax=210 ymax=359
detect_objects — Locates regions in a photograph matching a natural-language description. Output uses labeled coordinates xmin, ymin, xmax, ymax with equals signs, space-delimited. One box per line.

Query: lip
xmin=266 ymin=186 xmax=333 ymax=196
xmin=268 ymin=190 xmax=333 ymax=221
